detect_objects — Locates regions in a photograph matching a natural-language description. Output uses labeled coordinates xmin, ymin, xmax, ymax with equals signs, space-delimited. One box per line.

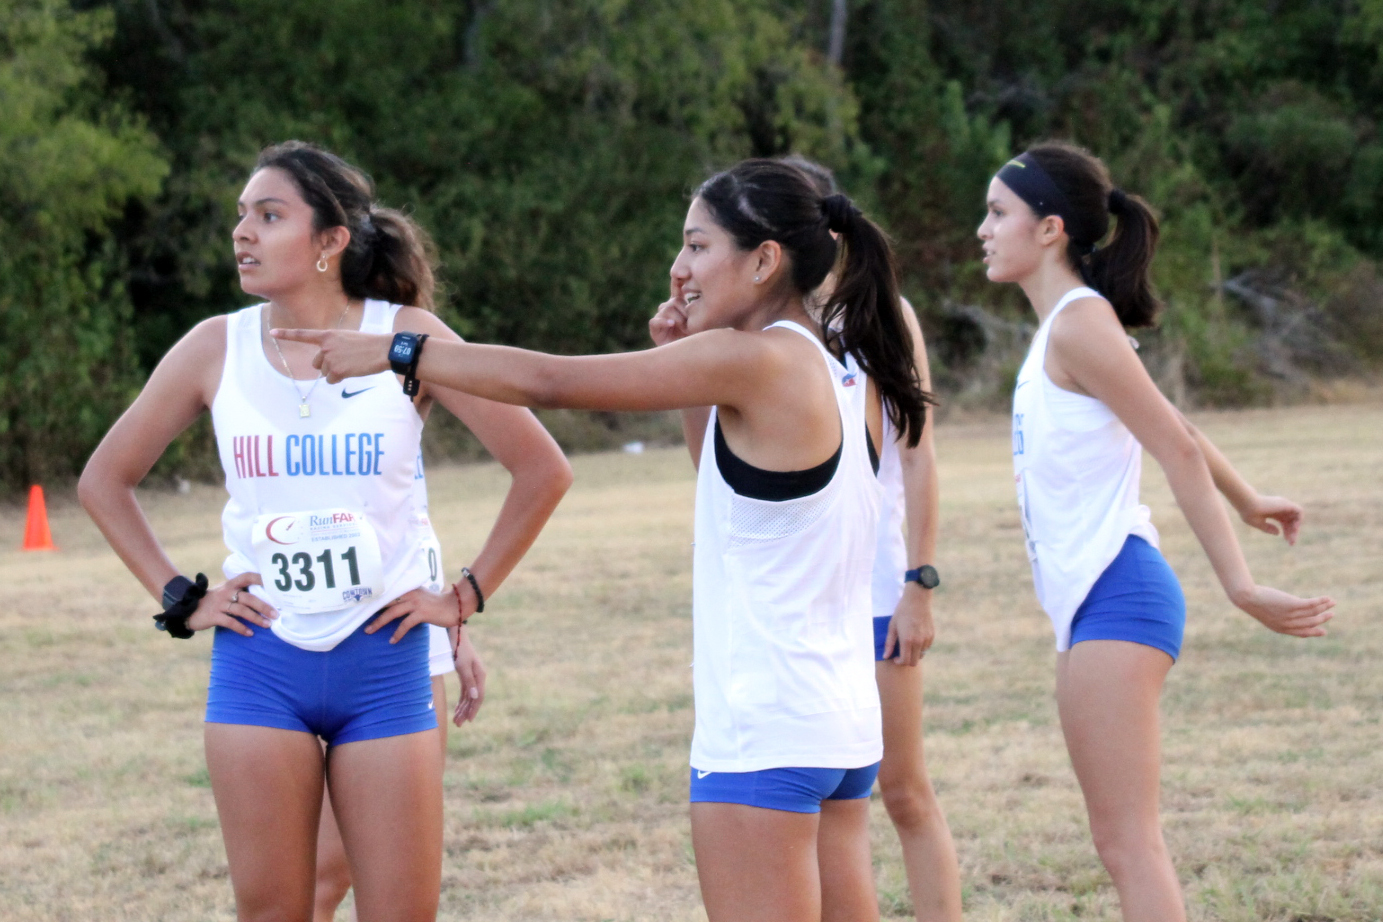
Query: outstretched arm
xmin=365 ymin=308 xmax=574 ymax=643
xmin=273 ymin=323 xmax=782 ymax=416
xmin=1176 ymin=410 xmax=1302 ymax=545
xmin=1050 ymin=300 xmax=1333 ymax=637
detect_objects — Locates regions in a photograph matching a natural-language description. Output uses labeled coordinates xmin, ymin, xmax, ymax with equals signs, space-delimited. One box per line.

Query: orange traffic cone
xmin=22 ymin=484 xmax=56 ymax=551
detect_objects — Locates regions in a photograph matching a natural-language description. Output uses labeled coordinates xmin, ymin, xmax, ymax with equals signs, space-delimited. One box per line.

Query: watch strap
xmin=402 ymin=333 xmax=428 ymax=397
xmin=155 ymin=573 xmax=208 ymax=639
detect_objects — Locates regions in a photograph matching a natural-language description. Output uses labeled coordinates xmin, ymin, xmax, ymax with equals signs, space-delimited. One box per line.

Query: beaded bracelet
xmin=453 ymin=566 xmax=485 ymax=624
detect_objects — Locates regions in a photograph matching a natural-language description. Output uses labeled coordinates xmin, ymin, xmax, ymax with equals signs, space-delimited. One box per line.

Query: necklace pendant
xmin=299 ymin=402 xmax=311 ymax=418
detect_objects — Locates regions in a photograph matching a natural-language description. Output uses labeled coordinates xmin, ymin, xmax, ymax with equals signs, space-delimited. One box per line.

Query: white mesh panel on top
xmin=727 ymin=489 xmax=834 ymax=546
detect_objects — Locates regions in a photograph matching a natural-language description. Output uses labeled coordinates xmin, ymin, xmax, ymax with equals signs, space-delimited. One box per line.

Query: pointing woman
xmin=979 ymin=141 xmax=1334 ymax=921
xmin=80 ymin=141 xmax=571 ymax=922
xmin=671 ymin=155 xmax=963 ymax=922
xmin=277 ymin=159 xmax=930 ymax=922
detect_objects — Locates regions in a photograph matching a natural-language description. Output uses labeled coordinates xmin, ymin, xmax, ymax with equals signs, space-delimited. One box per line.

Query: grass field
xmin=2 ymin=401 xmax=1381 ymax=921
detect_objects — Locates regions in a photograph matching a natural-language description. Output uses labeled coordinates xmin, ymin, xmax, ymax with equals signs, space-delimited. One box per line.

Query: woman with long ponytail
xmin=678 ymin=154 xmax=962 ymax=922
xmin=277 ymin=158 xmax=928 ymax=922
xmin=979 ymin=140 xmax=1335 ymax=921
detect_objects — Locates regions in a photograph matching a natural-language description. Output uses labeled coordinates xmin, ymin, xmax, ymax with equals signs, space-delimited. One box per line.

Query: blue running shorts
xmin=689 ymin=763 xmax=881 ymax=814
xmin=873 ymin=615 xmax=894 ymax=661
xmin=1070 ymin=535 xmax=1187 ymax=661
xmin=206 ymin=619 xmax=436 ymax=746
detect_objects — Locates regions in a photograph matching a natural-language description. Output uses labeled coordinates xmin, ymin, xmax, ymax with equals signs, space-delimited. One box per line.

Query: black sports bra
xmin=714 ymin=418 xmax=880 ymax=502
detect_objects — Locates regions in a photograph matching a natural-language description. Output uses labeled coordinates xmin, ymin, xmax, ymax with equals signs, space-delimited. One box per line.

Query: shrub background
xmin=6 ymin=0 xmax=1383 ymax=490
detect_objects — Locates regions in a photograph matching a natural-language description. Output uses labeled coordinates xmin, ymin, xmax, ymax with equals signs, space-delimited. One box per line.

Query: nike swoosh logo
xmin=696 ymin=770 xmax=712 ymax=779
xmin=341 ymin=387 xmax=376 ymax=399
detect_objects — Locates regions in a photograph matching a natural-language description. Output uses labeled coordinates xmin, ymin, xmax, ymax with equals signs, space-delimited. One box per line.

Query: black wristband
xmin=155 ymin=573 xmax=208 ymax=639
xmin=461 ymin=566 xmax=485 ymax=614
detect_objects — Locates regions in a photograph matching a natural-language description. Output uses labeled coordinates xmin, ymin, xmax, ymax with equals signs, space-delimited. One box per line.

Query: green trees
xmin=0 ymin=0 xmax=165 ymax=487
xmin=99 ymin=0 xmax=859 ymax=361
xmin=4 ymin=1 xmax=1383 ymax=491
xmin=846 ymin=0 xmax=1383 ymax=400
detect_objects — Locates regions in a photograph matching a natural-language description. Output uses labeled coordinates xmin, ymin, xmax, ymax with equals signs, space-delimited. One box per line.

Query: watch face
xmin=390 ymin=339 xmax=413 ymax=362
xmin=907 ymin=566 xmax=940 ymax=589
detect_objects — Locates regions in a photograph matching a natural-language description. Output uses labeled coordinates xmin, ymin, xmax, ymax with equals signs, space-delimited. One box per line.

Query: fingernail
xmin=470 ymin=687 xmax=480 ymax=698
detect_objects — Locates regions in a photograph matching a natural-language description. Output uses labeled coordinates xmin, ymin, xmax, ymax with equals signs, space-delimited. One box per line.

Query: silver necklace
xmin=267 ymin=300 xmax=352 ymax=418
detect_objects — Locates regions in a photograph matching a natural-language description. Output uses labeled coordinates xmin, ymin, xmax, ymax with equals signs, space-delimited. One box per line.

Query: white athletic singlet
xmin=1011 ymin=286 xmax=1159 ymax=651
xmin=410 ymin=453 xmax=455 ymax=677
xmin=689 ymin=321 xmax=883 ymax=773
xmin=212 ymin=300 xmax=431 ymax=652
xmin=870 ymin=412 xmax=908 ymax=620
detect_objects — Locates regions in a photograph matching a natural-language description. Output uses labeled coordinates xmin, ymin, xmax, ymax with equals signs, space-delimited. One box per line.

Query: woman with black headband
xmin=978 ymin=141 xmax=1334 ymax=921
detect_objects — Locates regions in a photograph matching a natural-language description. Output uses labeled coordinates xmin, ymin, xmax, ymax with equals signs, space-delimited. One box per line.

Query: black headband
xmin=995 ymin=153 xmax=1107 ymax=252
xmin=996 ymin=153 xmax=1075 ymax=227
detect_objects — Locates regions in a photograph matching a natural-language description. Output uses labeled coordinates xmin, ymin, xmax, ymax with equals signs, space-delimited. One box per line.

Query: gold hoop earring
xmin=316 ymin=258 xmax=329 ymax=273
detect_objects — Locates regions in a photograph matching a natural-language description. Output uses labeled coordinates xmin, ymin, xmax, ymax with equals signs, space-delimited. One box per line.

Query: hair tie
xmin=820 ymin=193 xmax=860 ymax=233
xmin=1107 ymin=188 xmax=1129 ymax=215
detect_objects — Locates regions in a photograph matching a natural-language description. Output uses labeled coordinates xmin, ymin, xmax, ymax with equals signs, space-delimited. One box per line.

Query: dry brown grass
xmin=1 ymin=401 xmax=1380 ymax=921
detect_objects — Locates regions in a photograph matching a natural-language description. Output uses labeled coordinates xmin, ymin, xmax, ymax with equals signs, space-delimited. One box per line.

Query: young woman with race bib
xmin=979 ymin=141 xmax=1335 ymax=922
xmin=673 ymin=156 xmax=963 ymax=922
xmin=276 ymin=159 xmax=930 ymax=922
xmin=80 ymin=142 xmax=571 ymax=922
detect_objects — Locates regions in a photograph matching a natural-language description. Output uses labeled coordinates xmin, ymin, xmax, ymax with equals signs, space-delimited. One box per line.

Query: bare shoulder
xmin=164 ymin=313 xmax=229 ymax=369
xmin=1046 ymin=294 xmax=1153 ymax=401
xmin=1048 ymin=294 xmax=1129 ymax=358
xmin=899 ymin=296 xmax=923 ymax=336
xmin=757 ymin=323 xmax=827 ymax=369
xmin=137 ymin=313 xmax=230 ymax=413
xmin=394 ymin=306 xmax=459 ymax=340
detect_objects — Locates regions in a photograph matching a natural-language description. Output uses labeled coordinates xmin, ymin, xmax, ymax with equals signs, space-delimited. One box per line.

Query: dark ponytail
xmin=695 ymin=159 xmax=932 ymax=447
xmin=1022 ymin=141 xmax=1161 ymax=328
xmin=254 ymin=141 xmax=438 ymax=311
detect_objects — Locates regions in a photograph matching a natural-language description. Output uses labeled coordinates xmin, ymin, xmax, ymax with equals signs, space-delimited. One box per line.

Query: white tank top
xmin=409 ymin=453 xmax=455 ymax=676
xmin=835 ymin=343 xmax=907 ymax=621
xmin=870 ymin=413 xmax=908 ymax=620
xmin=212 ymin=301 xmax=430 ymax=651
xmin=1011 ymin=286 xmax=1159 ymax=651
xmin=689 ymin=321 xmax=883 ymax=772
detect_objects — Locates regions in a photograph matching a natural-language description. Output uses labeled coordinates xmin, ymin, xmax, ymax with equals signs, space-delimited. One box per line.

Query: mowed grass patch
xmin=0 ymin=401 xmax=1380 ymax=920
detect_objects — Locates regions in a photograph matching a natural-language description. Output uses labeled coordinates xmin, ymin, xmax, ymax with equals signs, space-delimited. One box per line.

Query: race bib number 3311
xmin=251 ymin=508 xmax=386 ymax=614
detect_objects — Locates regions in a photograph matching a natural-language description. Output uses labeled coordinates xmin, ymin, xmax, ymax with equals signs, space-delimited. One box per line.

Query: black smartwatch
xmin=904 ymin=565 xmax=940 ymax=590
xmin=155 ymin=573 xmax=208 ymax=639
xmin=388 ymin=332 xmax=429 ymax=396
